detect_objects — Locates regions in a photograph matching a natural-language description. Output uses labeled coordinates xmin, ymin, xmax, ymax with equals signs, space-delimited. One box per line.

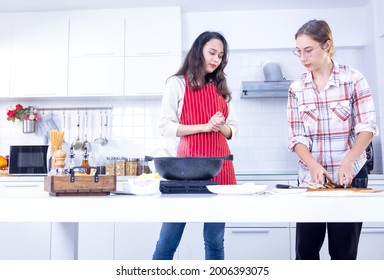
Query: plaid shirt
xmin=287 ymin=61 xmax=378 ymax=183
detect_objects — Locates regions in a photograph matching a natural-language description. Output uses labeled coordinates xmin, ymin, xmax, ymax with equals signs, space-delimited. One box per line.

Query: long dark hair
xmin=174 ymin=31 xmax=232 ymax=102
xmin=295 ymin=19 xmax=335 ymax=58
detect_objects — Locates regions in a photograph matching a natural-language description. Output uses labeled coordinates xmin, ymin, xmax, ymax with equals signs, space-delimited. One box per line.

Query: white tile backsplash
xmin=0 ymin=47 xmax=382 ymax=174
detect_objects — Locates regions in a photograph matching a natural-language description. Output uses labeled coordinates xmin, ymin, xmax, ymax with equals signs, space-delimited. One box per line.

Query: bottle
xmin=68 ymin=146 xmax=76 ymax=174
xmin=82 ymin=147 xmax=91 ymax=175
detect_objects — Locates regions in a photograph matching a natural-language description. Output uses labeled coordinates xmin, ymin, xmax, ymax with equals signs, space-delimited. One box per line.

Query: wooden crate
xmin=44 ymin=174 xmax=116 ymax=196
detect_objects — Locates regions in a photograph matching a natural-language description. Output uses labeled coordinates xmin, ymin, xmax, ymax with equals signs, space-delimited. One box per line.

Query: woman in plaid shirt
xmin=288 ymin=19 xmax=378 ymax=260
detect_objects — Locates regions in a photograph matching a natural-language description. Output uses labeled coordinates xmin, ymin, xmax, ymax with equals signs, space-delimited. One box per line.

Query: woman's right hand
xmin=308 ymin=161 xmax=332 ymax=184
xmin=207 ymin=112 xmax=225 ymax=132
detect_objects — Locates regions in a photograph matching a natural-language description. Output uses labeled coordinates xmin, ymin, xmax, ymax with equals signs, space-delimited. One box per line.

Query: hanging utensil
xmin=94 ymin=111 xmax=105 ymax=145
xmin=72 ymin=111 xmax=83 ymax=150
xmin=82 ymin=111 xmax=91 ymax=152
xmin=101 ymin=112 xmax=109 ymax=146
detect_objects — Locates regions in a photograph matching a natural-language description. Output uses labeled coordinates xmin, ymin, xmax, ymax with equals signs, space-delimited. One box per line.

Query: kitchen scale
xmin=159 ymin=180 xmax=217 ymax=194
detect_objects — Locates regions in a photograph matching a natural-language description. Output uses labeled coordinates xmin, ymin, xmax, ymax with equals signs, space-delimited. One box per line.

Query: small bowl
xmin=119 ymin=178 xmax=160 ymax=195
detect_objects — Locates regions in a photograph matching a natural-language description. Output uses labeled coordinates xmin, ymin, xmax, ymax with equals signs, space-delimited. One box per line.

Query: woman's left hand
xmin=338 ymin=159 xmax=355 ymax=187
xmin=209 ymin=112 xmax=225 ymax=132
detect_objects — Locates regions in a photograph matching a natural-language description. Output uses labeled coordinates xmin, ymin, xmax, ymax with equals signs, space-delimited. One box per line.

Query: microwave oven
xmin=9 ymin=145 xmax=49 ymax=175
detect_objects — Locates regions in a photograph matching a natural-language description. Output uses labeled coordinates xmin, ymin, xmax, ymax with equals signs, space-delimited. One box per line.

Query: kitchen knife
xmin=275 ymin=184 xmax=306 ymax=189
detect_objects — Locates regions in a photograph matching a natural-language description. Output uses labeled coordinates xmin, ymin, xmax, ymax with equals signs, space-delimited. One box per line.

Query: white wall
xmin=0 ymin=4 xmax=382 ymax=174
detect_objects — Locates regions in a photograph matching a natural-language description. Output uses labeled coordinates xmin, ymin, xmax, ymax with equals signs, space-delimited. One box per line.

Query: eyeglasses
xmin=292 ymin=44 xmax=322 ymax=58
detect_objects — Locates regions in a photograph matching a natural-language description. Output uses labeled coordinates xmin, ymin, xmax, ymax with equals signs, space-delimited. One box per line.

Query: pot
xmin=145 ymin=155 xmax=233 ymax=180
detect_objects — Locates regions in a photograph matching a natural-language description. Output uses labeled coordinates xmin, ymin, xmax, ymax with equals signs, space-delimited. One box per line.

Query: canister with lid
xmin=105 ymin=157 xmax=116 ymax=175
xmin=115 ymin=157 xmax=126 ymax=176
xmin=125 ymin=158 xmax=138 ymax=176
xmin=137 ymin=158 xmax=151 ymax=175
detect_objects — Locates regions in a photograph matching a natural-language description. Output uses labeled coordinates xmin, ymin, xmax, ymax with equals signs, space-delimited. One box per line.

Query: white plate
xmin=272 ymin=188 xmax=307 ymax=195
xmin=207 ymin=183 xmax=268 ymax=195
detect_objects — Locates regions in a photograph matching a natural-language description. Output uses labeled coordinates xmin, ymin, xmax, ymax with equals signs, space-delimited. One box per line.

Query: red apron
xmin=178 ymin=77 xmax=236 ymax=185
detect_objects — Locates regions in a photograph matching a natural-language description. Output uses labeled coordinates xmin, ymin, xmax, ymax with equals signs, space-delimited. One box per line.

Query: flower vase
xmin=22 ymin=120 xmax=36 ymax=134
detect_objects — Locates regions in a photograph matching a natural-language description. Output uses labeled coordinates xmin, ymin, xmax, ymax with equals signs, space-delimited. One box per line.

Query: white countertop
xmin=1 ymin=191 xmax=384 ymax=223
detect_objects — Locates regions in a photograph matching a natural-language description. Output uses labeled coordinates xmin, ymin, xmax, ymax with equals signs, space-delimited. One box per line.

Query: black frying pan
xmin=145 ymin=155 xmax=233 ymax=180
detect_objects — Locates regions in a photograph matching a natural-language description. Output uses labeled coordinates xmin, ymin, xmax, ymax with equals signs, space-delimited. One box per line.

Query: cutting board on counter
xmin=307 ymin=188 xmax=384 ymax=193
xmin=44 ymin=174 xmax=116 ymax=196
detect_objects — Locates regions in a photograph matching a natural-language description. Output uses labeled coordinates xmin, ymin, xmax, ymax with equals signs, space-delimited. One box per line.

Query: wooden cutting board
xmin=306 ymin=188 xmax=384 ymax=193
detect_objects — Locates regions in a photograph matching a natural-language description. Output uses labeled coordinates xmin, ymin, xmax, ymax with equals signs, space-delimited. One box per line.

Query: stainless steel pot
xmin=145 ymin=155 xmax=233 ymax=180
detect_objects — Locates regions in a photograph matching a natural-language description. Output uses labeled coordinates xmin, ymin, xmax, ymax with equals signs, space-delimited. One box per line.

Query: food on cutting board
xmin=299 ymin=182 xmax=324 ymax=189
xmin=300 ymin=181 xmax=346 ymax=189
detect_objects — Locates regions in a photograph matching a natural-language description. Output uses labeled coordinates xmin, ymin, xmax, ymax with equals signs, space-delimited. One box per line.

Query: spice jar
xmin=125 ymin=158 xmax=138 ymax=176
xmin=115 ymin=157 xmax=126 ymax=176
xmin=137 ymin=158 xmax=151 ymax=176
xmin=105 ymin=157 xmax=116 ymax=175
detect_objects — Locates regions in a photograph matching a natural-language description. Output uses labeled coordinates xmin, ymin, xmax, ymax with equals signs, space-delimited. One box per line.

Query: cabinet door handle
xmin=361 ymin=229 xmax=384 ymax=234
xmin=3 ymin=184 xmax=40 ymax=188
xmin=230 ymin=229 xmax=270 ymax=234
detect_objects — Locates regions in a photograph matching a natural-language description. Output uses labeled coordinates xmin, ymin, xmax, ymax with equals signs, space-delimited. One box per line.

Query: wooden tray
xmin=44 ymin=174 xmax=116 ymax=196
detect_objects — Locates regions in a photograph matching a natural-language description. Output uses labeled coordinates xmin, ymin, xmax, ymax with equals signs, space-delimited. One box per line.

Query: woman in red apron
xmin=152 ymin=31 xmax=238 ymax=260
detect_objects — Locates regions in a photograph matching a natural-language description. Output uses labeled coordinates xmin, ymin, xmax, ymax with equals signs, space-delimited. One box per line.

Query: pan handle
xmin=144 ymin=155 xmax=233 ymax=161
xmin=220 ymin=154 xmax=233 ymax=161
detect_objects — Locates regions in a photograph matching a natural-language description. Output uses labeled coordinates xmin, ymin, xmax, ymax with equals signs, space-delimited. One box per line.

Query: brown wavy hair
xmin=173 ymin=31 xmax=232 ymax=102
xmin=295 ymin=19 xmax=335 ymax=58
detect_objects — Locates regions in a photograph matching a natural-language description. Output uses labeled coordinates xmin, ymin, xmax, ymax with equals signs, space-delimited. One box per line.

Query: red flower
xmin=15 ymin=104 xmax=23 ymax=111
xmin=7 ymin=110 xmax=16 ymax=118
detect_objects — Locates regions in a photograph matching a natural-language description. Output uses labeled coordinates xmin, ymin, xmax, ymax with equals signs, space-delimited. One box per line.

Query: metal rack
xmin=36 ymin=105 xmax=113 ymax=112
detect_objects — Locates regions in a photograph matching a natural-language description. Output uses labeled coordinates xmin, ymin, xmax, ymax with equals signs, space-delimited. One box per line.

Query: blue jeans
xmin=152 ymin=222 xmax=225 ymax=260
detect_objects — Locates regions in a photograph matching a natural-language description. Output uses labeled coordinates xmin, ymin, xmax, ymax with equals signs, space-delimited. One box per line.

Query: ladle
xmin=94 ymin=111 xmax=105 ymax=145
xmin=82 ymin=111 xmax=91 ymax=152
xmin=72 ymin=111 xmax=83 ymax=150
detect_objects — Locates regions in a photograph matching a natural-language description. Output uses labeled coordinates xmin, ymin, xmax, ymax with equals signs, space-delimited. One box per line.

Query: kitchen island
xmin=1 ymin=191 xmax=384 ymax=223
xmin=1 ymin=176 xmax=384 ymax=260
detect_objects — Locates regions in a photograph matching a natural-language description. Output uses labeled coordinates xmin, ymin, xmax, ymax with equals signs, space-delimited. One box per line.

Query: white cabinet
xmin=0 ymin=16 xmax=11 ymax=98
xmin=225 ymin=224 xmax=291 ymax=260
xmin=0 ymin=180 xmax=51 ymax=260
xmin=114 ymin=223 xmax=162 ymax=260
xmin=68 ymin=13 xmax=125 ymax=57
xmin=125 ymin=55 xmax=181 ymax=95
xmin=125 ymin=8 xmax=181 ymax=56
xmin=67 ymin=11 xmax=125 ymax=97
xmin=0 ymin=222 xmax=51 ymax=260
xmin=124 ymin=8 xmax=182 ymax=96
xmin=68 ymin=57 xmax=124 ymax=96
xmin=77 ymin=222 xmax=115 ymax=260
xmin=9 ymin=12 xmax=69 ymax=97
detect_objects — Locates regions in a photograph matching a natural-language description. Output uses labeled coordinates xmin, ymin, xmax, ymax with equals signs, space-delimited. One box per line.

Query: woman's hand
xmin=307 ymin=161 xmax=332 ymax=184
xmin=338 ymin=158 xmax=355 ymax=187
xmin=207 ymin=112 xmax=225 ymax=132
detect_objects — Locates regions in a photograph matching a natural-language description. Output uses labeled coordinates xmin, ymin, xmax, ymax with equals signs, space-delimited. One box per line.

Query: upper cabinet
xmin=67 ymin=11 xmax=125 ymax=97
xmin=0 ymin=16 xmax=11 ymax=98
xmin=69 ymin=12 xmax=125 ymax=57
xmin=67 ymin=7 xmax=182 ymax=97
xmin=124 ymin=8 xmax=182 ymax=96
xmin=1 ymin=7 xmax=182 ymax=98
xmin=125 ymin=8 xmax=181 ymax=56
xmin=9 ymin=12 xmax=69 ymax=97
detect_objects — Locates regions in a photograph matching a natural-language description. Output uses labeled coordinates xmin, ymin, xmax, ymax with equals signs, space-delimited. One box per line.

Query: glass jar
xmin=137 ymin=158 xmax=151 ymax=176
xmin=125 ymin=158 xmax=138 ymax=176
xmin=115 ymin=157 xmax=126 ymax=176
xmin=105 ymin=157 xmax=116 ymax=176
